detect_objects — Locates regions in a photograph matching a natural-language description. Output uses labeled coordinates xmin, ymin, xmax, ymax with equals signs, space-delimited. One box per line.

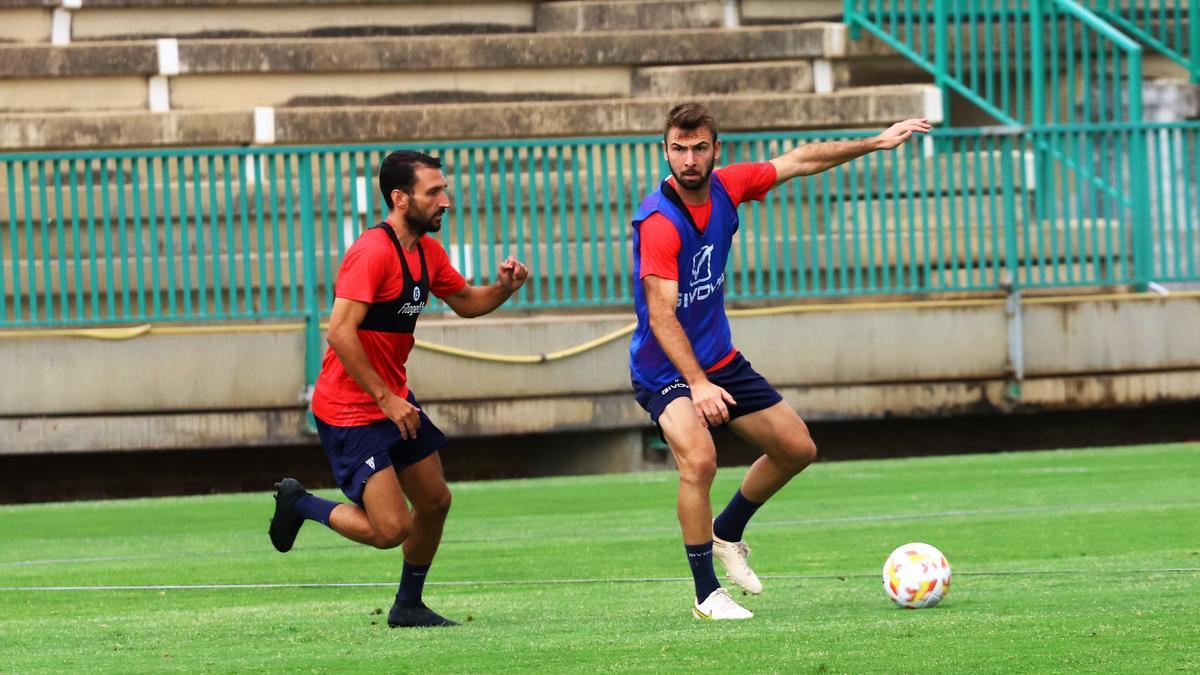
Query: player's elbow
xmin=447 ymin=289 xmax=484 ymax=318
xmin=325 ymin=326 xmax=349 ymax=350
xmin=326 ymin=324 xmax=357 ymax=352
xmin=452 ymin=303 xmax=483 ymax=319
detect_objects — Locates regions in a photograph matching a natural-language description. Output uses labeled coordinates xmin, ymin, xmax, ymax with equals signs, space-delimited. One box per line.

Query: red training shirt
xmin=637 ymin=161 xmax=777 ymax=373
xmin=311 ymin=227 xmax=468 ymax=426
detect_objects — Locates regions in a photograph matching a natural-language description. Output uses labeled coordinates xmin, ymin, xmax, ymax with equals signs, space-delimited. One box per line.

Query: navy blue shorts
xmin=313 ymin=390 xmax=447 ymax=506
xmin=632 ymin=352 xmax=784 ymax=426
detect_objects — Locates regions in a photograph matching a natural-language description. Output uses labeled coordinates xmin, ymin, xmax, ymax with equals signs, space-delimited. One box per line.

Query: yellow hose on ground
xmin=1 ymin=290 xmax=1196 ymax=363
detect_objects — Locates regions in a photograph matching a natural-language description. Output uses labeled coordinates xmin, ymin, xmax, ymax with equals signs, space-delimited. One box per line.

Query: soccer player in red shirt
xmin=631 ymin=103 xmax=929 ymax=619
xmin=270 ymin=150 xmax=528 ymax=627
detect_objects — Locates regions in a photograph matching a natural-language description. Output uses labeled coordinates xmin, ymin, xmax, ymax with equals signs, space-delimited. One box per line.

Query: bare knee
xmin=782 ymin=434 xmax=817 ymax=471
xmin=372 ymin=521 xmax=411 ymax=549
xmin=677 ymin=453 xmax=717 ymax=487
xmin=415 ymin=488 xmax=452 ymax=519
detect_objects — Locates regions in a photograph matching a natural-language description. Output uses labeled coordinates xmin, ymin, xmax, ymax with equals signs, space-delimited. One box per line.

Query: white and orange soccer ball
xmin=882 ymin=542 xmax=952 ymax=609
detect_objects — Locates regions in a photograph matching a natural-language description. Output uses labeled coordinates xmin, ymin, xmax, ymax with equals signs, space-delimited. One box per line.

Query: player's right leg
xmin=272 ymin=465 xmax=412 ymax=551
xmin=339 ymin=465 xmax=412 ymax=548
xmin=657 ymin=397 xmax=753 ymax=621
xmin=271 ymin=418 xmax=410 ymax=552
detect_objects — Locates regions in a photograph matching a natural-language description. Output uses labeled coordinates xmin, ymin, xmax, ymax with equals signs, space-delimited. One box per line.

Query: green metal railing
xmin=844 ymin=0 xmax=1145 ymax=125
xmin=3 ymin=127 xmax=1199 ymax=325
xmin=1092 ymin=0 xmax=1200 ymax=80
xmin=843 ymin=0 xmax=1156 ymax=286
xmin=3 ymin=127 xmax=1199 ymax=388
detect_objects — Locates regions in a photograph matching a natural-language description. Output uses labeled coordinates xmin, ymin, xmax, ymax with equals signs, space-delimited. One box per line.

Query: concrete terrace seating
xmin=0 ymin=0 xmax=843 ymax=42
xmin=0 ymin=0 xmax=942 ymax=150
xmin=0 ymin=0 xmax=537 ymax=43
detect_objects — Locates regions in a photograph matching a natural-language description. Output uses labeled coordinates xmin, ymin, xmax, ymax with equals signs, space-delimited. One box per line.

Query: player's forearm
xmin=453 ymin=283 xmax=515 ymax=318
xmin=327 ymin=328 xmax=394 ymax=405
xmin=780 ymin=137 xmax=883 ymax=178
xmin=648 ymin=312 xmax=708 ymax=386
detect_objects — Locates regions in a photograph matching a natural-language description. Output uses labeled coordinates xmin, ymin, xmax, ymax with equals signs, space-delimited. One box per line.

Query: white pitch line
xmin=2 ymin=569 xmax=1197 ymax=592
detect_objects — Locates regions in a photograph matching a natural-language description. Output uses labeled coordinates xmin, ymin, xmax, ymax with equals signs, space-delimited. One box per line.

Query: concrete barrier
xmin=2 ymin=293 xmax=1198 ymax=454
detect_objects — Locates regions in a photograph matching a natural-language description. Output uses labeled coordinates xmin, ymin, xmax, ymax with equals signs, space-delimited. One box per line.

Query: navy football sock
xmin=685 ymin=542 xmax=721 ymax=603
xmin=713 ymin=489 xmax=763 ymax=543
xmin=293 ymin=493 xmax=337 ymax=527
xmin=396 ymin=561 xmax=432 ymax=607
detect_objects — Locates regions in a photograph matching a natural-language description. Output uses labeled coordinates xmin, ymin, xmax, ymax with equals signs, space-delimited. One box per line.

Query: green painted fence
xmin=2 ymin=126 xmax=1198 ymax=333
xmin=2 ymin=125 xmax=1198 ymax=393
xmin=844 ymin=0 xmax=1146 ymax=126
xmin=842 ymin=0 xmax=1162 ymax=289
xmin=1092 ymin=0 xmax=1200 ymax=80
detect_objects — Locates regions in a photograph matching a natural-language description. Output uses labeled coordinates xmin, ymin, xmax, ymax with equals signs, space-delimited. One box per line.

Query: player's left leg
xmin=387 ymin=451 xmax=458 ymax=628
xmin=728 ymin=400 xmax=817 ymax=504
xmin=397 ymin=451 xmax=452 ymax=565
xmin=711 ymin=400 xmax=817 ymax=593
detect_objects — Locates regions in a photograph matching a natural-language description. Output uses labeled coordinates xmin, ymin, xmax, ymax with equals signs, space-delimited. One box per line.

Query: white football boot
xmin=712 ymin=532 xmax=764 ymax=595
xmin=692 ymin=588 xmax=754 ymax=620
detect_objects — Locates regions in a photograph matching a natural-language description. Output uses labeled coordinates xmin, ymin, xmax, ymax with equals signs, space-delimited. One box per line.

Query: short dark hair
xmin=379 ymin=150 xmax=442 ymax=209
xmin=663 ymin=102 xmax=718 ymax=144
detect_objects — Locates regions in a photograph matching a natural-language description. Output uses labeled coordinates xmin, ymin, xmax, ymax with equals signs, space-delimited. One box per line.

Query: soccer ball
xmin=882 ymin=542 xmax=952 ymax=609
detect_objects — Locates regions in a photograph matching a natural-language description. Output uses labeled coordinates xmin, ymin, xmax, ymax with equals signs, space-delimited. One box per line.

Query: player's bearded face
xmin=666 ymin=128 xmax=718 ymax=191
xmin=407 ymin=200 xmax=445 ymax=234
xmin=405 ymin=168 xmax=451 ymax=234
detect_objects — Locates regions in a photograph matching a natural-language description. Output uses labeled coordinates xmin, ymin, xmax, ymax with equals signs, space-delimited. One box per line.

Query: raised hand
xmin=497 ymin=255 xmax=529 ymax=291
xmin=876 ymin=118 xmax=932 ymax=150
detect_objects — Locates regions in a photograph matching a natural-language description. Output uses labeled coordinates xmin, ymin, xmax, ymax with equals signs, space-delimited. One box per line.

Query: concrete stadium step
xmin=632 ymin=60 xmax=847 ymax=98
xmin=739 ymin=0 xmax=843 ymax=25
xmin=0 ymin=62 xmax=848 ymax=113
xmin=0 ymin=62 xmax=851 ymax=113
xmin=534 ymin=0 xmax=724 ymax=33
xmin=74 ymin=2 xmax=533 ymax=41
xmin=169 ymin=69 xmax=633 ymax=112
xmin=0 ymin=24 xmax=844 ymax=78
xmin=0 ymin=24 xmax=852 ymax=113
xmin=0 ymin=4 xmax=49 ymax=43
xmin=0 ymin=85 xmax=940 ymax=149
xmin=0 ymin=0 xmax=535 ymax=43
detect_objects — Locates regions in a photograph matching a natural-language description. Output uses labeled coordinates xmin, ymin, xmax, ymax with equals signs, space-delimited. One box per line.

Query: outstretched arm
xmin=769 ymin=118 xmax=932 ymax=187
xmin=441 ymin=256 xmax=529 ymax=318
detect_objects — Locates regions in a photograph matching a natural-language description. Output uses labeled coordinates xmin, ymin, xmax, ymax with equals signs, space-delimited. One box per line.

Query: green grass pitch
xmin=3 ymin=443 xmax=1198 ymax=673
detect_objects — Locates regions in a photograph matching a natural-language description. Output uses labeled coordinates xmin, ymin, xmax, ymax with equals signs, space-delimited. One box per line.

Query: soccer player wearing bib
xmin=630 ymin=104 xmax=930 ymax=620
xmin=269 ymin=150 xmax=528 ymax=628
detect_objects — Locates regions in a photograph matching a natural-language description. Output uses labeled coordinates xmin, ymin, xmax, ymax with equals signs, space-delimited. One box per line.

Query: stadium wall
xmin=3 ymin=293 xmax=1198 ymax=462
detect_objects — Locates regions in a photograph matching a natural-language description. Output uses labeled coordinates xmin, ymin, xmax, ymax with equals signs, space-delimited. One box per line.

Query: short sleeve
xmin=421 ymin=237 xmax=469 ymax=299
xmin=334 ymin=236 xmax=391 ymax=303
xmin=715 ymin=162 xmax=778 ymax=205
xmin=638 ymin=213 xmax=682 ymax=280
